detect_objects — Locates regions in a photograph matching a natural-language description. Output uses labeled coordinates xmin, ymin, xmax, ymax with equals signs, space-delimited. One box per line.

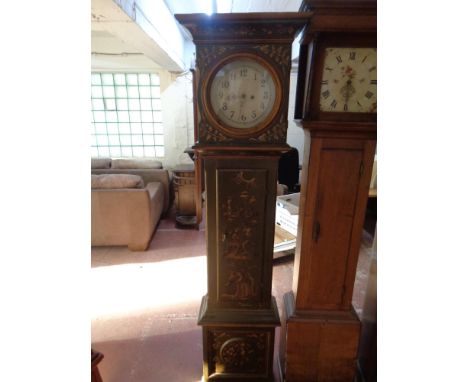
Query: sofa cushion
xmin=91 ymin=157 xmax=112 ymax=169
xmin=91 ymin=174 xmax=144 ymax=189
xmin=111 ymin=158 xmax=163 ymax=169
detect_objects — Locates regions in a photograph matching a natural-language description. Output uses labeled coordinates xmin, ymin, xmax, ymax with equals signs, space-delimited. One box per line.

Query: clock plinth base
xmin=198 ymin=295 xmax=280 ymax=381
xmin=282 ymin=292 xmax=361 ymax=382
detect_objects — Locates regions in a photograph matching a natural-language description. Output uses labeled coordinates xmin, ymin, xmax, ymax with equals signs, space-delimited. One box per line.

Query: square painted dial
xmin=319 ymin=48 xmax=377 ymax=113
xmin=209 ymin=58 xmax=278 ymax=129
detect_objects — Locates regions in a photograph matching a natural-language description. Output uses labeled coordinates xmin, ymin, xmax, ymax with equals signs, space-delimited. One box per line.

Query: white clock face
xmin=319 ymin=47 xmax=377 ymax=113
xmin=209 ymin=59 xmax=278 ymax=129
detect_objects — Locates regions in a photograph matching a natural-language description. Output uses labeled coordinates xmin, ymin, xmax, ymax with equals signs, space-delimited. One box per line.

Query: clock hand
xmin=340 ymin=79 xmax=356 ymax=104
xmin=345 ymin=80 xmax=352 ymax=103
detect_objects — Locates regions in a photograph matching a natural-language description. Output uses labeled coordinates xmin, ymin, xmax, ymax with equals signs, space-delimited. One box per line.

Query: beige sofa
xmin=91 ymin=158 xmax=171 ymax=251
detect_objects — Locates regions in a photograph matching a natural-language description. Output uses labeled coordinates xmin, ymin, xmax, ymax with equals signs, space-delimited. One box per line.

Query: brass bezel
xmin=202 ymin=53 xmax=282 ymax=139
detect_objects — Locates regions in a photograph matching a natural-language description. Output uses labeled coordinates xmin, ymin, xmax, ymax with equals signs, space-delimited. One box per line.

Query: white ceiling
xmin=163 ymin=0 xmax=303 ymax=14
xmin=91 ymin=0 xmax=304 ymax=71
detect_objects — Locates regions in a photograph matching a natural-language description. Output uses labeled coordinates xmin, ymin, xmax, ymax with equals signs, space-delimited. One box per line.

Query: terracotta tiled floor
xmin=91 ymin=207 xmax=374 ymax=382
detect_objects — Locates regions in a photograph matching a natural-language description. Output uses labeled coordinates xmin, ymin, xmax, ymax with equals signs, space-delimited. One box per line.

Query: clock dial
xmin=209 ymin=59 xmax=278 ymax=129
xmin=319 ymin=48 xmax=377 ymax=113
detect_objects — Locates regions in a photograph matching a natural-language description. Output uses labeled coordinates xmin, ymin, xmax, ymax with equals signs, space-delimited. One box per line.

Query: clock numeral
xmin=325 ymin=66 xmax=333 ymax=72
xmin=370 ymin=80 xmax=377 ymax=85
xmin=365 ymin=91 xmax=374 ymax=99
xmin=260 ymin=103 xmax=265 ymax=110
xmin=263 ymin=91 xmax=269 ymax=100
xmin=362 ymin=56 xmax=368 ymax=63
xmin=321 ymin=90 xmax=330 ymax=99
xmin=241 ymin=115 xmax=247 ymax=121
xmin=230 ymin=72 xmax=236 ymax=80
xmin=254 ymin=73 xmax=257 ymax=80
xmin=330 ymin=99 xmax=338 ymax=109
xmin=260 ymin=79 xmax=266 ymax=87
xmin=240 ymin=68 xmax=248 ymax=77
xmin=336 ymin=55 xmax=343 ymax=64
xmin=349 ymin=52 xmax=356 ymax=60
xmin=344 ymin=103 xmax=348 ymax=111
xmin=321 ymin=80 xmax=328 ymax=85
xmin=369 ymin=66 xmax=376 ymax=72
xmin=222 ymin=81 xmax=229 ymax=89
xmin=222 ymin=102 xmax=227 ymax=111
xmin=229 ymin=111 xmax=235 ymax=119
xmin=251 ymin=111 xmax=257 ymax=119
xmin=218 ymin=92 xmax=223 ymax=98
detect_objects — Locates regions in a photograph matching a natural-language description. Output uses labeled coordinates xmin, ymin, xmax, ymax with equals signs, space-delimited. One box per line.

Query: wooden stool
xmin=91 ymin=349 xmax=104 ymax=382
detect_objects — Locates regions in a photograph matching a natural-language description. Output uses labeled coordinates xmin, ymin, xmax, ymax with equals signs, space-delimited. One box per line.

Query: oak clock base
xmin=282 ymin=292 xmax=361 ymax=382
xmin=198 ymin=295 xmax=280 ymax=381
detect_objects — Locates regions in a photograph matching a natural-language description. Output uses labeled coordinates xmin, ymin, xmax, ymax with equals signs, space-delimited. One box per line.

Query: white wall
xmin=159 ymin=70 xmax=195 ymax=168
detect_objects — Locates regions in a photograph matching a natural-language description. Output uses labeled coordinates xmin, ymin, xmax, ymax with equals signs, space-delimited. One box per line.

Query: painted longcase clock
xmin=175 ymin=13 xmax=308 ymax=382
xmin=280 ymin=1 xmax=377 ymax=382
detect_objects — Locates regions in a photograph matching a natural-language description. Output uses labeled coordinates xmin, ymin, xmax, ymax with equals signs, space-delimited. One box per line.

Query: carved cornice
xmin=299 ymin=0 xmax=377 ymax=35
xmin=300 ymin=0 xmax=377 ymax=12
xmin=175 ymin=13 xmax=310 ymax=44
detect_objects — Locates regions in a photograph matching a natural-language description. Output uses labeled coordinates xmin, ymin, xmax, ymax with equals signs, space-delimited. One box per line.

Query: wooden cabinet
xmin=281 ymin=132 xmax=375 ymax=382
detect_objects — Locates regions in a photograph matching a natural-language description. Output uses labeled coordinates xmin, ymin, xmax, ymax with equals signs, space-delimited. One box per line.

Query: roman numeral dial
xmin=319 ymin=47 xmax=377 ymax=113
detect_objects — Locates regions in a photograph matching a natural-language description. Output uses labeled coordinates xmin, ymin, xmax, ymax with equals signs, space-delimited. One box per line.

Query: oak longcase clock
xmin=280 ymin=1 xmax=377 ymax=382
xmin=175 ymin=13 xmax=308 ymax=382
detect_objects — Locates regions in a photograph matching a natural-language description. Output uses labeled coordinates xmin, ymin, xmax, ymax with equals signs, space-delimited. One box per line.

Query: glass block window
xmin=91 ymin=73 xmax=164 ymax=158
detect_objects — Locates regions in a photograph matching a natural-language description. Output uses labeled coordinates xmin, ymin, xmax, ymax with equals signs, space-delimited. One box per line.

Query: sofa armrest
xmin=146 ymin=182 xmax=165 ymax=225
xmin=92 ymin=168 xmax=170 ymax=212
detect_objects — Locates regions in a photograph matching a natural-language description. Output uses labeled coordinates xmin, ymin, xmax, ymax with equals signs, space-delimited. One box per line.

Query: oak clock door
xmin=295 ymin=138 xmax=375 ymax=312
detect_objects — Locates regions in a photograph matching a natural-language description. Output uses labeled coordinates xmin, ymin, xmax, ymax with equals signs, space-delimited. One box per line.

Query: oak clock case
xmin=280 ymin=2 xmax=377 ymax=381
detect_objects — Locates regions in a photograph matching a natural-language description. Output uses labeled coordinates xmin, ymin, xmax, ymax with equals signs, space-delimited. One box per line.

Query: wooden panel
xmin=285 ymin=314 xmax=360 ymax=382
xmin=204 ymin=327 xmax=274 ymax=381
xmin=216 ymin=168 xmax=268 ymax=307
xmin=306 ymin=147 xmax=362 ymax=306
xmin=204 ymin=157 xmax=279 ymax=310
xmin=285 ymin=321 xmax=321 ymax=381
xmin=295 ymin=138 xmax=375 ymax=311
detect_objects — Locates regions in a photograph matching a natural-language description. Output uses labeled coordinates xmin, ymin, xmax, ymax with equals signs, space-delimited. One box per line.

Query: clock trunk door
xmin=295 ymin=138 xmax=374 ymax=311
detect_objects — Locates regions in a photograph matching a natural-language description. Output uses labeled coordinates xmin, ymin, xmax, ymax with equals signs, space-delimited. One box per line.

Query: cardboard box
xmin=275 ymin=193 xmax=300 ymax=236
